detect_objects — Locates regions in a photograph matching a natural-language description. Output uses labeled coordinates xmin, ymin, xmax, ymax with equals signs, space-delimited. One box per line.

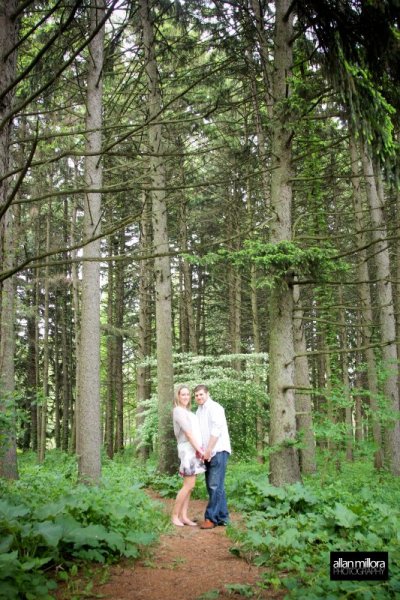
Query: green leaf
xmin=246 ymin=530 xmax=271 ymax=548
xmin=102 ymin=530 xmax=125 ymax=552
xmin=125 ymin=531 xmax=156 ymax=546
xmin=254 ymin=480 xmax=286 ymax=500
xmin=54 ymin=513 xmax=81 ymax=531
xmin=277 ymin=528 xmax=303 ymax=549
xmin=123 ymin=544 xmax=139 ymax=558
xmin=21 ymin=556 xmax=53 ymax=571
xmin=0 ymin=500 xmax=30 ymax=521
xmin=75 ymin=548 xmax=105 ymax=562
xmin=282 ymin=577 xmax=300 ymax=591
xmin=332 ymin=503 xmax=359 ymax=528
xmin=224 ymin=583 xmax=254 ymax=597
xmin=109 ymin=504 xmax=132 ymax=520
xmin=34 ymin=500 xmax=67 ymax=521
xmin=0 ymin=535 xmax=13 ymax=554
xmin=34 ymin=521 xmax=63 ymax=547
xmin=63 ymin=523 xmax=108 ymax=547
xmin=0 ymin=551 xmax=20 ymax=577
xmin=0 ymin=581 xmax=19 ymax=600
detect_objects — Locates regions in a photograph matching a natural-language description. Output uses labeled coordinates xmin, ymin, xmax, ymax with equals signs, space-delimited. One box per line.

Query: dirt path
xmin=88 ymin=494 xmax=284 ymax=600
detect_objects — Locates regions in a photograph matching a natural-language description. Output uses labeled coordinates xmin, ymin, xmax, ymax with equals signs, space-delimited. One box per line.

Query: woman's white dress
xmin=173 ymin=406 xmax=206 ymax=477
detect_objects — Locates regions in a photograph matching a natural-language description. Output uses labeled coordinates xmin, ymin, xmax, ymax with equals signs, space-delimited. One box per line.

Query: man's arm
xmin=204 ymin=403 xmax=225 ymax=460
xmin=204 ymin=435 xmax=218 ymax=461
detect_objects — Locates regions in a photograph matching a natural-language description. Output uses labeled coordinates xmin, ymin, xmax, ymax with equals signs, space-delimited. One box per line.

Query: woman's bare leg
xmin=172 ymin=475 xmax=196 ymax=526
xmin=180 ymin=490 xmax=197 ymax=525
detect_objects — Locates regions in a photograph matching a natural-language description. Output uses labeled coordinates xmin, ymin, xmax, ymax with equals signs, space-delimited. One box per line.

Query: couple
xmin=172 ymin=383 xmax=231 ymax=529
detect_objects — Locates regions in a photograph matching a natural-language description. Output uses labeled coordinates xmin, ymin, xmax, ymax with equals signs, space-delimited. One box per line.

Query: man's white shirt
xmin=196 ymin=397 xmax=231 ymax=457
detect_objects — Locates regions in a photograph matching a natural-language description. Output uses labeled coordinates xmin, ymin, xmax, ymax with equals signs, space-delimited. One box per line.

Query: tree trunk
xmin=62 ymin=197 xmax=75 ymax=454
xmin=35 ymin=268 xmax=41 ymax=451
xmin=114 ymin=235 xmax=124 ymax=453
xmin=179 ymin=182 xmax=197 ymax=354
xmin=349 ymin=135 xmax=383 ymax=468
xmin=139 ymin=0 xmax=175 ymax=474
xmin=0 ymin=0 xmax=18 ymax=480
xmin=338 ymin=285 xmax=353 ymax=462
xmin=60 ymin=288 xmax=70 ymax=452
xmin=293 ymin=284 xmax=316 ymax=474
xmin=136 ymin=192 xmax=152 ymax=460
xmin=246 ymin=174 xmax=264 ymax=462
xmin=78 ymin=0 xmax=105 ymax=484
xmin=322 ymin=330 xmax=335 ymax=455
xmin=26 ymin=269 xmax=38 ymax=451
xmin=361 ymin=142 xmax=400 ymax=475
xmin=354 ymin=331 xmax=365 ymax=445
xmin=38 ymin=209 xmax=51 ymax=463
xmin=227 ymin=183 xmax=242 ymax=370
xmin=396 ymin=163 xmax=400 ymax=427
xmin=54 ymin=300 xmax=61 ymax=450
xmin=268 ymin=0 xmax=301 ymax=486
xmin=196 ymin=266 xmax=206 ymax=354
xmin=105 ymin=242 xmax=115 ymax=459
xmin=70 ymin=195 xmax=80 ymax=456
xmin=70 ymin=197 xmax=80 ymax=454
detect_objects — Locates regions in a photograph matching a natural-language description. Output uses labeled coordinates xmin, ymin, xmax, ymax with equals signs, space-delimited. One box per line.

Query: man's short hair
xmin=194 ymin=383 xmax=208 ymax=394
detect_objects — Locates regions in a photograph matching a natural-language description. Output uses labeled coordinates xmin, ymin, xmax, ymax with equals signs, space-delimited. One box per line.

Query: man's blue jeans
xmin=204 ymin=451 xmax=229 ymax=524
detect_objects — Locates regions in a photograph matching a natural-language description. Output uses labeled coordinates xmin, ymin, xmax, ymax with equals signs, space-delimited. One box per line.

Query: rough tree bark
xmin=38 ymin=209 xmax=51 ymax=463
xmin=227 ymin=183 xmax=242 ymax=370
xmin=114 ymin=234 xmax=124 ymax=453
xmin=361 ymin=142 xmax=400 ymax=475
xmin=78 ymin=0 xmax=105 ymax=484
xmin=293 ymin=284 xmax=316 ymax=474
xmin=105 ymin=241 xmax=115 ymax=459
xmin=0 ymin=0 xmax=19 ymax=480
xmin=349 ymin=135 xmax=383 ymax=468
xmin=179 ymin=188 xmax=197 ymax=354
xmin=338 ymin=285 xmax=353 ymax=462
xmin=136 ymin=192 xmax=152 ymax=460
xmin=139 ymin=0 xmax=176 ymax=474
xmin=268 ymin=0 xmax=301 ymax=485
xmin=70 ymin=196 xmax=80 ymax=454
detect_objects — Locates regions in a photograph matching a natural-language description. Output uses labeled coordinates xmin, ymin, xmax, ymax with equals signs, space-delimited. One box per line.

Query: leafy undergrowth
xmin=0 ymin=450 xmax=168 ymax=600
xmin=2 ymin=449 xmax=400 ymax=600
xmin=227 ymin=456 xmax=400 ymax=599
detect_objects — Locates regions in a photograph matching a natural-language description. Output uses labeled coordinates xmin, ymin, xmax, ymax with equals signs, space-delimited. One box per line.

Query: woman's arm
xmin=173 ymin=407 xmax=203 ymax=455
xmin=183 ymin=429 xmax=204 ymax=455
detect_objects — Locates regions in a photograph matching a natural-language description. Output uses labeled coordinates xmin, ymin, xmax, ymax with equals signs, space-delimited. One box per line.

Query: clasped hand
xmin=196 ymin=448 xmax=211 ymax=461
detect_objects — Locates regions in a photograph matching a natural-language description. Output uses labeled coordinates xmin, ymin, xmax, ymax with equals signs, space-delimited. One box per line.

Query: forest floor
xmin=57 ymin=492 xmax=285 ymax=600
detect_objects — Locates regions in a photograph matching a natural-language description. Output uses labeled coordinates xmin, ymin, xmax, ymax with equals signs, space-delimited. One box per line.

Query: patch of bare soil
xmin=86 ymin=494 xmax=284 ymax=600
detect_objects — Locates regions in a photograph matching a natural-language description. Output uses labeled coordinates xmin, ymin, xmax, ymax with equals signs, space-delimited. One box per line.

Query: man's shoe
xmin=200 ymin=519 xmax=216 ymax=529
xmin=217 ymin=521 xmax=229 ymax=526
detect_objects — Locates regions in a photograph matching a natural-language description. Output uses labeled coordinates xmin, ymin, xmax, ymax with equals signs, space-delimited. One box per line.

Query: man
xmin=194 ymin=383 xmax=231 ymax=529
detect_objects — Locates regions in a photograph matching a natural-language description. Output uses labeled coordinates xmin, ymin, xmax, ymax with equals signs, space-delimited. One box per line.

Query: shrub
xmin=0 ymin=451 xmax=167 ymax=599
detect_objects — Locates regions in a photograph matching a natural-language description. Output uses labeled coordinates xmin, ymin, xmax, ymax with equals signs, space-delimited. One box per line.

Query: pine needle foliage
xmin=188 ymin=240 xmax=350 ymax=288
xmin=295 ymin=0 xmax=400 ymax=162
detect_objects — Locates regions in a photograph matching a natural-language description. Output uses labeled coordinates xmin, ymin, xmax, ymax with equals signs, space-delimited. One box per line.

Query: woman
xmin=172 ymin=384 xmax=205 ymax=527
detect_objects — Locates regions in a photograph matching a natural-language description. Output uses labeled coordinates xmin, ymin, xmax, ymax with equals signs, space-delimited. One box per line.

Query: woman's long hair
xmin=173 ymin=384 xmax=192 ymax=409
